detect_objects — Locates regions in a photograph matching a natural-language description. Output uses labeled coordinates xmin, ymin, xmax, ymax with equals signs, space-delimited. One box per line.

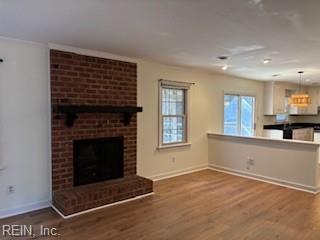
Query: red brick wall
xmin=50 ymin=50 xmax=138 ymax=192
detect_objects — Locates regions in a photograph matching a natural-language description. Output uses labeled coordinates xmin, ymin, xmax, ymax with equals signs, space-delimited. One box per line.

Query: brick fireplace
xmin=50 ymin=50 xmax=153 ymax=216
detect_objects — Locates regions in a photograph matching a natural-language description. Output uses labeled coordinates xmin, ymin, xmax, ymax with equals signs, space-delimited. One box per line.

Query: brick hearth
xmin=53 ymin=176 xmax=153 ymax=216
xmin=50 ymin=50 xmax=153 ymax=216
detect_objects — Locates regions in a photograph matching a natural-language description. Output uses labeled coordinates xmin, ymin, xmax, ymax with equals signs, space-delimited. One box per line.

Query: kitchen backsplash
xmin=263 ymin=113 xmax=320 ymax=125
xmin=263 ymin=115 xmax=294 ymax=125
xmin=295 ymin=114 xmax=320 ymax=123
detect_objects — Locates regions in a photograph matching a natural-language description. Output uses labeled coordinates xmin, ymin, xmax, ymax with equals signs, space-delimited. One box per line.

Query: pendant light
xmin=288 ymin=71 xmax=311 ymax=107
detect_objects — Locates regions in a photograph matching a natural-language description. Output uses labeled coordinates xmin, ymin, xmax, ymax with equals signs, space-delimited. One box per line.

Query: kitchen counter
xmin=207 ymin=132 xmax=320 ymax=194
xmin=208 ymin=132 xmax=320 ymax=147
xmin=264 ymin=123 xmax=320 ymax=131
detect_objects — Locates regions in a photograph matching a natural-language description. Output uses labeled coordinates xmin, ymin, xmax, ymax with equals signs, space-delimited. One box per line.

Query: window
xmin=276 ymin=114 xmax=288 ymax=123
xmin=159 ymin=80 xmax=192 ymax=147
xmin=224 ymin=94 xmax=256 ymax=136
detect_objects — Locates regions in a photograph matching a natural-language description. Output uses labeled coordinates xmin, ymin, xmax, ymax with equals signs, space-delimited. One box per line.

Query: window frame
xmin=158 ymin=80 xmax=192 ymax=149
xmin=223 ymin=91 xmax=257 ymax=137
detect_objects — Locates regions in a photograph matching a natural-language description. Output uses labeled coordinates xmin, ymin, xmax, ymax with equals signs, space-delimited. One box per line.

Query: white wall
xmin=0 ymin=38 xmax=50 ymax=217
xmin=137 ymin=60 xmax=264 ymax=178
xmin=208 ymin=133 xmax=320 ymax=192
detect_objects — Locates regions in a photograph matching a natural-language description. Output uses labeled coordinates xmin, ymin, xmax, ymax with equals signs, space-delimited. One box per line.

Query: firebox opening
xmin=73 ymin=137 xmax=124 ymax=186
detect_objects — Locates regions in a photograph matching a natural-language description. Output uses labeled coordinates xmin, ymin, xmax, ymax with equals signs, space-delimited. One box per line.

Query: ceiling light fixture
xmin=217 ymin=56 xmax=229 ymax=71
xmin=217 ymin=56 xmax=228 ymax=60
xmin=288 ymin=71 xmax=311 ymax=108
xmin=263 ymin=58 xmax=272 ymax=64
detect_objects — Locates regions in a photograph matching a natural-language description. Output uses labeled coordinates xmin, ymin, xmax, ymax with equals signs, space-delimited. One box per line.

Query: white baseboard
xmin=209 ymin=164 xmax=319 ymax=194
xmin=52 ymin=192 xmax=154 ymax=219
xmin=4 ymin=165 xmax=316 ymax=219
xmin=2 ymin=164 xmax=206 ymax=220
xmin=147 ymin=164 xmax=209 ymax=181
xmin=0 ymin=200 xmax=50 ymax=219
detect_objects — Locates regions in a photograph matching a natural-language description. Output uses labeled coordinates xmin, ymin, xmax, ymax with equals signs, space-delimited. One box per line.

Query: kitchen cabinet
xmin=314 ymin=132 xmax=320 ymax=143
xmin=292 ymin=128 xmax=314 ymax=141
xmin=263 ymin=82 xmax=286 ymax=115
xmin=263 ymin=129 xmax=283 ymax=139
xmin=264 ymin=82 xmax=319 ymax=115
xmin=317 ymin=87 xmax=320 ymax=106
xmin=306 ymin=87 xmax=318 ymax=114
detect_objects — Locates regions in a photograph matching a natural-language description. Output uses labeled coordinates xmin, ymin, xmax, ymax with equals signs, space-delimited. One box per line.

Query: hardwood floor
xmin=2 ymin=170 xmax=320 ymax=240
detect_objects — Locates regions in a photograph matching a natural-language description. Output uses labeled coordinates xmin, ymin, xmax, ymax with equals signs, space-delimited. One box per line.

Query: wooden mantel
xmin=52 ymin=105 xmax=143 ymax=127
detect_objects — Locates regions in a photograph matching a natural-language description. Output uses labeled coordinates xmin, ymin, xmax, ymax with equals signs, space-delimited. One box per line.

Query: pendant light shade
xmin=288 ymin=94 xmax=311 ymax=107
xmin=289 ymin=71 xmax=311 ymax=108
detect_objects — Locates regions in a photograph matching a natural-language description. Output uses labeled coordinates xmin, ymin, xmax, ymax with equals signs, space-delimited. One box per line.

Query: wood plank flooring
xmin=1 ymin=170 xmax=320 ymax=240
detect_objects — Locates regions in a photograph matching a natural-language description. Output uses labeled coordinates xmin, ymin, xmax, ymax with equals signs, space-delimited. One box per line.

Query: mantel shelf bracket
xmin=65 ymin=113 xmax=78 ymax=127
xmin=123 ymin=112 xmax=133 ymax=126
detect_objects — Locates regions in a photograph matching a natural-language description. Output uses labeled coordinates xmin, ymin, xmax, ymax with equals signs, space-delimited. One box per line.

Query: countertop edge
xmin=207 ymin=132 xmax=320 ymax=147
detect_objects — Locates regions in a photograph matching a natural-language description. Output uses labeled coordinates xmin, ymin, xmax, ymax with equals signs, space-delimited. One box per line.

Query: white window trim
xmin=158 ymin=79 xmax=193 ymax=149
xmin=223 ymin=91 xmax=257 ymax=136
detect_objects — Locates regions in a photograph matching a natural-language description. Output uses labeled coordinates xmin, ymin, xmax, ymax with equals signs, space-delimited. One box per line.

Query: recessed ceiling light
xmin=222 ymin=65 xmax=228 ymax=71
xmin=217 ymin=56 xmax=228 ymax=60
xmin=263 ymin=58 xmax=272 ymax=64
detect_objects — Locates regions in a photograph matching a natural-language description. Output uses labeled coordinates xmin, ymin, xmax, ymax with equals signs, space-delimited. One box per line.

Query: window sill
xmin=157 ymin=142 xmax=191 ymax=150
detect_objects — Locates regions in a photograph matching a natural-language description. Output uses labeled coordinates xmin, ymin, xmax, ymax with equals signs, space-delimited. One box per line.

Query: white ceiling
xmin=1 ymin=0 xmax=320 ymax=83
